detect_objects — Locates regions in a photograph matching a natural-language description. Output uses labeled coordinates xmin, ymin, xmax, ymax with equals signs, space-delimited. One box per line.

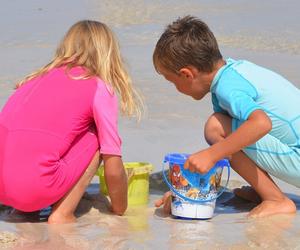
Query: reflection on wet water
xmin=1 ymin=176 xmax=300 ymax=249
xmin=244 ymin=215 xmax=300 ymax=249
xmin=1 ymin=181 xmax=300 ymax=249
xmin=167 ymin=220 xmax=214 ymax=249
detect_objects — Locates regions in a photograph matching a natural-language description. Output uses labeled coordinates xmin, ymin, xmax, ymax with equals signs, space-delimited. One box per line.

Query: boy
xmin=153 ymin=16 xmax=300 ymax=217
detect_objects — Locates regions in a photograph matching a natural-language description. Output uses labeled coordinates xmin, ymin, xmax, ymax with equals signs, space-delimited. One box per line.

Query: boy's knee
xmin=204 ymin=113 xmax=232 ymax=145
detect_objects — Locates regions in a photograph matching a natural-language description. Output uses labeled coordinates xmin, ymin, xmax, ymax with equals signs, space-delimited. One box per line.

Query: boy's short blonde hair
xmin=153 ymin=16 xmax=222 ymax=74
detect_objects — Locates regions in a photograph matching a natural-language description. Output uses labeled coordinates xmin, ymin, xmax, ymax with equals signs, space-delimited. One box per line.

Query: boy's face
xmin=158 ymin=65 xmax=210 ymax=100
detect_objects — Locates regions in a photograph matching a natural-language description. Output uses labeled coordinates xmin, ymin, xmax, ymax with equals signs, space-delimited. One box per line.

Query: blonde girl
xmin=0 ymin=20 xmax=142 ymax=224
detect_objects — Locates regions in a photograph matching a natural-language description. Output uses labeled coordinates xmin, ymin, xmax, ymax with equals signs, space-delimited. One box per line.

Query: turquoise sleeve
xmin=211 ymin=93 xmax=228 ymax=115
xmin=215 ymin=68 xmax=261 ymax=121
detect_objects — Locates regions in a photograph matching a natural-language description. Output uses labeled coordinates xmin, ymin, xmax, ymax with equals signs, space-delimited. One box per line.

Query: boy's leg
xmin=48 ymin=151 xmax=100 ymax=224
xmin=204 ymin=113 xmax=296 ymax=217
xmin=230 ymin=151 xmax=295 ymax=217
xmin=205 ymin=113 xmax=260 ymax=202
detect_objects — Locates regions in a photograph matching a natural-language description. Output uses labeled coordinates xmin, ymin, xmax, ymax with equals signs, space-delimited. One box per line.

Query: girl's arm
xmin=102 ymin=155 xmax=127 ymax=215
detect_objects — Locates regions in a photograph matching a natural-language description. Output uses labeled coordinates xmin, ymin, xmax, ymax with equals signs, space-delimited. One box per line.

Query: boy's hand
xmin=154 ymin=191 xmax=172 ymax=214
xmin=184 ymin=149 xmax=216 ymax=174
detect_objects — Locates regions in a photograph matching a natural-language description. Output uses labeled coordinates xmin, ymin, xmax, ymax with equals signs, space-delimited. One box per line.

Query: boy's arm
xmin=185 ymin=110 xmax=272 ymax=173
xmin=102 ymin=155 xmax=128 ymax=215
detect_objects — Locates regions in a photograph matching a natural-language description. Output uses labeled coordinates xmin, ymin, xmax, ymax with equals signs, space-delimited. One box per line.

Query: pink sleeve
xmin=93 ymin=80 xmax=122 ymax=156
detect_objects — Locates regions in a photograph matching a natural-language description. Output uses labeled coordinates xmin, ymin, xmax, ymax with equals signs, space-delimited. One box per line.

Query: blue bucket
xmin=163 ymin=153 xmax=230 ymax=219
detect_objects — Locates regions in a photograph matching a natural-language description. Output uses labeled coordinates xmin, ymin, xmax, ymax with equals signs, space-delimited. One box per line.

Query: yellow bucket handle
xmin=126 ymin=168 xmax=135 ymax=180
xmin=126 ymin=163 xmax=153 ymax=181
xmin=97 ymin=162 xmax=153 ymax=181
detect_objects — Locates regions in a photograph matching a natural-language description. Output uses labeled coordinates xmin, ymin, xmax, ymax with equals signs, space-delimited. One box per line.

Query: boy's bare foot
xmin=48 ymin=211 xmax=76 ymax=224
xmin=248 ymin=197 xmax=296 ymax=218
xmin=234 ymin=186 xmax=261 ymax=203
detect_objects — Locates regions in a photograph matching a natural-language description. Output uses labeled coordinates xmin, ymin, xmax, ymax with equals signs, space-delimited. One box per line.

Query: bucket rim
xmin=97 ymin=162 xmax=153 ymax=176
xmin=164 ymin=153 xmax=190 ymax=165
xmin=164 ymin=153 xmax=230 ymax=167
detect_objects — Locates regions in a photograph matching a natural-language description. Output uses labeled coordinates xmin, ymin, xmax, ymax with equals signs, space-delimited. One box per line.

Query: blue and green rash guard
xmin=211 ymin=58 xmax=300 ymax=149
xmin=210 ymin=58 xmax=300 ymax=187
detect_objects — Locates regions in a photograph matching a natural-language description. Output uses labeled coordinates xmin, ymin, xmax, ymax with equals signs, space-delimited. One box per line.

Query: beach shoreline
xmin=1 ymin=0 xmax=300 ymax=249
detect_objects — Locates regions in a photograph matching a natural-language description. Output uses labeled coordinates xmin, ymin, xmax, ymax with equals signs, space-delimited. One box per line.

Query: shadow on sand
xmin=1 ymin=170 xmax=299 ymax=223
xmin=149 ymin=170 xmax=300 ymax=217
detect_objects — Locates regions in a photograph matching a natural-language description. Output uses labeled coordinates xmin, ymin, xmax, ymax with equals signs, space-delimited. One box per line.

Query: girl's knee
xmin=204 ymin=113 xmax=232 ymax=145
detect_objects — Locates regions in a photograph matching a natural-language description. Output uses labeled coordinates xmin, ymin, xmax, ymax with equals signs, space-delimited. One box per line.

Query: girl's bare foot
xmin=248 ymin=197 xmax=296 ymax=218
xmin=48 ymin=211 xmax=76 ymax=224
xmin=234 ymin=186 xmax=261 ymax=203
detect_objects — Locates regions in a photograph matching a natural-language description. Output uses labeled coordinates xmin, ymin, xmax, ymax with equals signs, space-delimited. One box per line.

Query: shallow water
xmin=1 ymin=178 xmax=300 ymax=250
xmin=1 ymin=0 xmax=300 ymax=249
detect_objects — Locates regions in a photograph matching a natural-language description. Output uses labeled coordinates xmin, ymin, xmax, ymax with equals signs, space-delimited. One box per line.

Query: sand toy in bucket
xmin=163 ymin=153 xmax=230 ymax=219
xmin=98 ymin=162 xmax=153 ymax=206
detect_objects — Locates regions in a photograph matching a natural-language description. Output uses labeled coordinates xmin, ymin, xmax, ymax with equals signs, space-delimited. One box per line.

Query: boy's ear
xmin=179 ymin=68 xmax=193 ymax=79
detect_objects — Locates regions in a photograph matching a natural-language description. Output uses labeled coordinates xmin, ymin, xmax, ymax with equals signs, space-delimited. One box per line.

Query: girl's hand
xmin=184 ymin=149 xmax=216 ymax=174
xmin=154 ymin=191 xmax=172 ymax=214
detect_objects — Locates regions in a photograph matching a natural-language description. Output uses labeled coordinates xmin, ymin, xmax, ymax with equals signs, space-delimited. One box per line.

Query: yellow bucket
xmin=97 ymin=162 xmax=153 ymax=206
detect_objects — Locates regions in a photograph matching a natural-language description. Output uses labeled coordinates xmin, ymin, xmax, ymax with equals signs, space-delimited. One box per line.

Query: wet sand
xmin=1 ymin=0 xmax=300 ymax=249
xmin=1 ymin=177 xmax=300 ymax=249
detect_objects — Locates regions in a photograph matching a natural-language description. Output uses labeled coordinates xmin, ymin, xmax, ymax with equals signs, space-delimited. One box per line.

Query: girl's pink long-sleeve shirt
xmin=0 ymin=66 xmax=121 ymax=211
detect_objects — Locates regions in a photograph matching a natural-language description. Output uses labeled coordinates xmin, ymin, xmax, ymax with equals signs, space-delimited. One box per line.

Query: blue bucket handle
xmin=162 ymin=157 xmax=230 ymax=203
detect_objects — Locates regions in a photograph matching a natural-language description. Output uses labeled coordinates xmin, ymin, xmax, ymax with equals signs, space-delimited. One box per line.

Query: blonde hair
xmin=17 ymin=20 xmax=143 ymax=118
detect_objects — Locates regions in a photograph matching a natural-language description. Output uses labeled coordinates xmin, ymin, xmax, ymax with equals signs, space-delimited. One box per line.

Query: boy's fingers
xmin=163 ymin=198 xmax=171 ymax=214
xmin=155 ymin=191 xmax=172 ymax=208
xmin=186 ymin=161 xmax=195 ymax=172
xmin=163 ymin=192 xmax=172 ymax=214
xmin=155 ymin=198 xmax=164 ymax=207
xmin=184 ymin=160 xmax=189 ymax=169
xmin=164 ymin=191 xmax=172 ymax=199
xmin=190 ymin=165 xmax=196 ymax=172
